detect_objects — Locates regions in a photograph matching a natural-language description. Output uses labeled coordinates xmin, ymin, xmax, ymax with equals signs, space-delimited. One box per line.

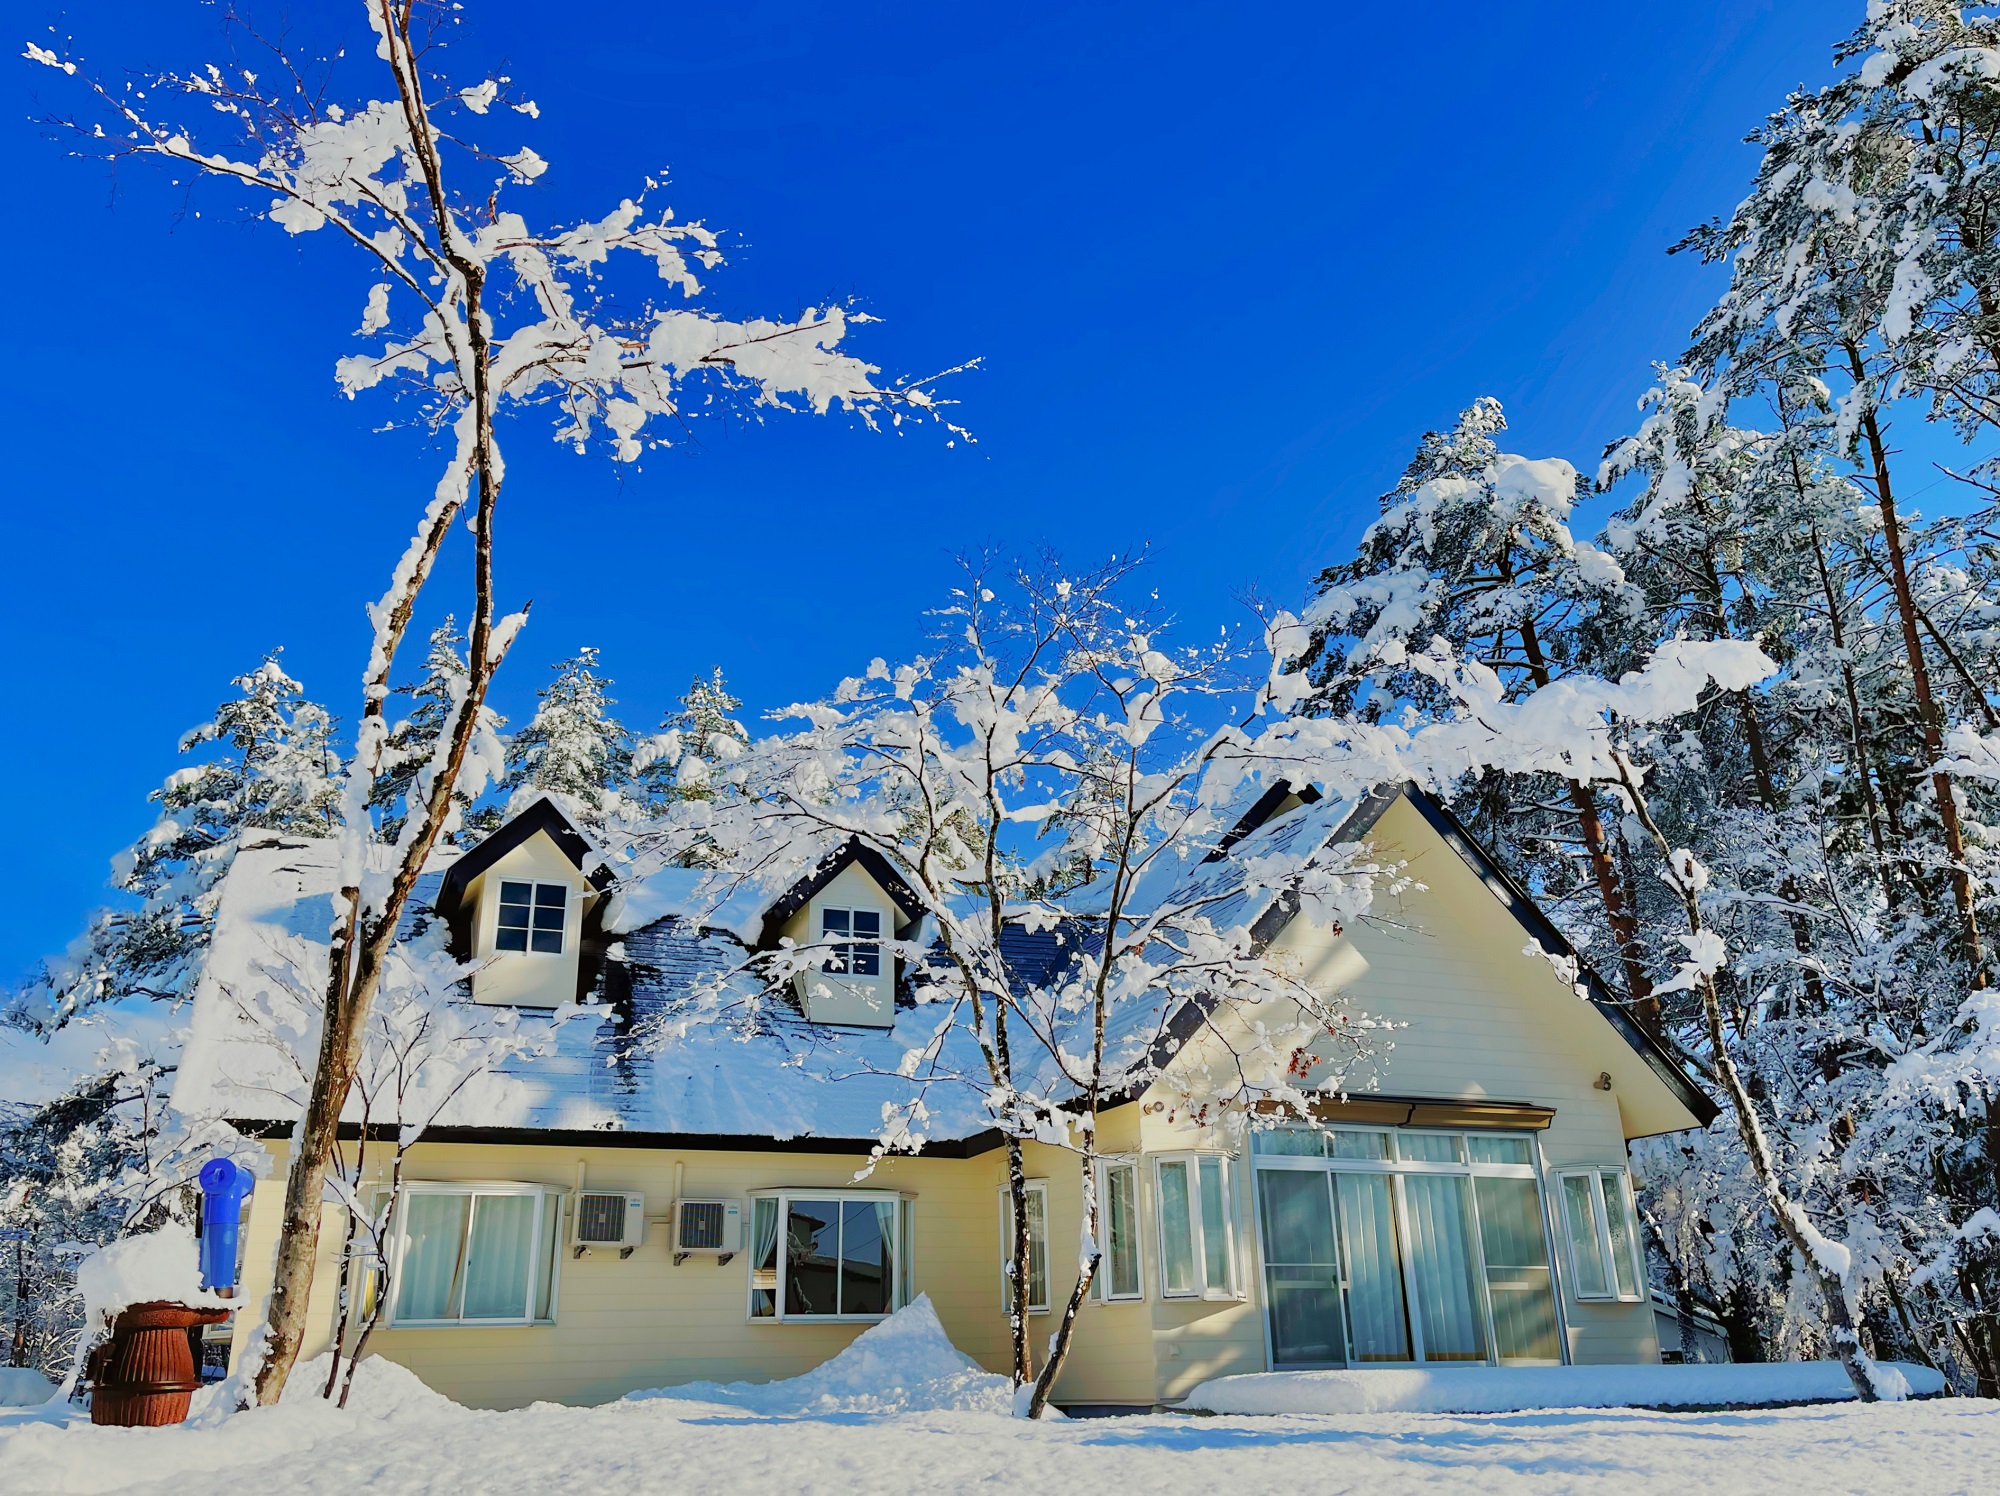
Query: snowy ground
xmin=3 ymin=1303 xmax=1992 ymax=1496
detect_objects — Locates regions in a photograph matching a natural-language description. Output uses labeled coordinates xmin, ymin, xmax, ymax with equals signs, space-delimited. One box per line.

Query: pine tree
xmin=489 ymin=648 xmax=633 ymax=836
xmin=635 ymin=668 xmax=749 ymax=806
xmin=371 ymin=619 xmax=503 ymax=843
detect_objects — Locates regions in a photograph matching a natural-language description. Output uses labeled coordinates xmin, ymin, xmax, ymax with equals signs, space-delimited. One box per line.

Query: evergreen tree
xmin=370 ymin=619 xmax=503 ymax=843
xmin=489 ymin=648 xmax=633 ymax=836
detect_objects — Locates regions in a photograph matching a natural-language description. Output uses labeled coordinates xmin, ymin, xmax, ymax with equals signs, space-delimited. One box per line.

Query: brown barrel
xmin=89 ymin=1300 xmax=231 ymax=1428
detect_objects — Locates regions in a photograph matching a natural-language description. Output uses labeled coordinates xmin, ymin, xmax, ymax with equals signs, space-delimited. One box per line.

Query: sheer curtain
xmin=1401 ymin=1175 xmax=1486 ymax=1361
xmin=1473 ymin=1176 xmax=1560 ymax=1361
xmin=461 ymin=1194 xmax=534 ymax=1319
xmin=1158 ymin=1162 xmax=1196 ymax=1295
xmin=1335 ymin=1174 xmax=1410 ymax=1361
xmin=396 ymin=1193 xmax=469 ymax=1321
xmin=750 ymin=1197 xmax=781 ymax=1316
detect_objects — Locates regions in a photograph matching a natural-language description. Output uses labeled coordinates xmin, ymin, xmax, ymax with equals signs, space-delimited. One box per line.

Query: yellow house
xmin=175 ymin=785 xmax=1714 ymax=1412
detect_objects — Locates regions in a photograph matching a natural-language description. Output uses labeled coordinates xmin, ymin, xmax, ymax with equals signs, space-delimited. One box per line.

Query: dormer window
xmin=821 ymin=908 xmax=881 ymax=976
xmin=497 ymin=880 xmax=567 ymax=955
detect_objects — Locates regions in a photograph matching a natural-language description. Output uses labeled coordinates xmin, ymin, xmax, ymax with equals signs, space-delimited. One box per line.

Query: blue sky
xmin=0 ymin=1 xmax=1847 ymax=978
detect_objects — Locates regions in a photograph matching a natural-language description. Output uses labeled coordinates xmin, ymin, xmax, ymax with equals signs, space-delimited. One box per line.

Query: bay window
xmin=1557 ymin=1167 xmax=1644 ymax=1302
xmin=387 ymin=1183 xmax=562 ymax=1327
xmin=1155 ymin=1153 xmax=1241 ymax=1299
xmin=749 ymin=1190 xmax=913 ymax=1321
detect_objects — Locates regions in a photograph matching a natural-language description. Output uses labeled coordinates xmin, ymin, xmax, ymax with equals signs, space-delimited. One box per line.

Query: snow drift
xmin=1181 ymin=1360 xmax=1947 ymax=1415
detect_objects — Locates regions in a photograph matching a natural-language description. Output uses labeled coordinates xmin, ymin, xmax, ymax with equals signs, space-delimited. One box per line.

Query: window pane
xmin=822 ymin=909 xmax=851 ymax=938
xmin=1199 ymin=1158 xmax=1231 ymax=1293
xmin=1257 ymin=1170 xmax=1344 ymax=1365
xmin=1253 ymin=1128 xmax=1324 ymax=1157
xmin=1468 ymin=1135 xmax=1533 ymax=1166
xmin=750 ymin=1198 xmax=780 ymax=1317
xmin=499 ymin=881 xmax=533 ymax=908
xmin=536 ymin=883 xmax=566 ymax=910
xmin=841 ymin=1200 xmax=892 ymax=1316
xmin=897 ymin=1202 xmax=914 ymax=1309
xmin=497 ymin=904 xmax=531 ymax=929
xmin=1329 ymin=1130 xmax=1391 ymax=1161
xmin=785 ymin=1200 xmax=841 ymax=1316
xmin=398 ymin=1192 xmax=470 ymax=1321
xmin=1562 ymin=1174 xmax=1609 ymax=1297
xmin=532 ymin=904 xmax=566 ymax=930
xmin=534 ymin=1196 xmax=560 ymax=1320
xmin=1474 ymin=1177 xmax=1559 ymax=1361
xmin=1402 ymin=1174 xmax=1486 ymax=1361
xmin=1335 ymin=1173 xmax=1410 ymax=1361
xmin=1398 ymin=1133 xmax=1462 ymax=1163
xmin=1601 ymin=1172 xmax=1641 ymax=1299
xmin=462 ymin=1194 xmax=535 ymax=1319
xmin=495 ymin=926 xmax=529 ymax=952
xmin=1105 ymin=1165 xmax=1141 ymax=1297
xmin=850 ymin=944 xmax=881 ymax=977
xmin=1027 ymin=1189 xmax=1048 ymax=1310
xmin=530 ymin=929 xmax=563 ymax=954
xmin=851 ymin=910 xmax=880 ymax=938
xmin=1158 ymin=1162 xmax=1196 ymax=1296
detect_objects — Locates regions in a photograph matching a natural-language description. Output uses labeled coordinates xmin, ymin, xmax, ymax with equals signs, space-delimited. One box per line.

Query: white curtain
xmin=1158 ymin=1162 xmax=1196 ymax=1295
xmin=1402 ymin=1174 xmax=1486 ymax=1362
xmin=1104 ymin=1166 xmax=1141 ymax=1297
xmin=1335 ymin=1173 xmax=1409 ymax=1361
xmin=461 ymin=1194 xmax=534 ymax=1319
xmin=1474 ymin=1176 xmax=1560 ymax=1361
xmin=1198 ymin=1158 xmax=1231 ymax=1292
xmin=396 ymin=1193 xmax=469 ymax=1321
xmin=750 ymin=1197 xmax=781 ymax=1316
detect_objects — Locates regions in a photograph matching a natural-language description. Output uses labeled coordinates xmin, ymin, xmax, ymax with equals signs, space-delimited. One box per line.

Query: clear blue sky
xmin=0 ymin=1 xmax=1845 ymax=979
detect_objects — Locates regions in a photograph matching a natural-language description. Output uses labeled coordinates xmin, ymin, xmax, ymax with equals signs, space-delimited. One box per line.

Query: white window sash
xmin=745 ymin=1189 xmax=911 ymax=1323
xmin=1091 ymin=1157 xmax=1145 ymax=1302
xmin=1556 ymin=1167 xmax=1645 ymax=1303
xmin=385 ymin=1182 xmax=562 ymax=1328
xmin=1153 ymin=1153 xmax=1242 ymax=1301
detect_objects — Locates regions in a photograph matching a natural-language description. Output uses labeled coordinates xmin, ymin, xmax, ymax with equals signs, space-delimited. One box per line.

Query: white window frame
xmin=819 ymin=905 xmax=884 ymax=978
xmin=1556 ymin=1166 xmax=1646 ymax=1304
xmin=746 ymin=1189 xmax=914 ymax=1324
xmin=495 ymin=879 xmax=569 ymax=957
xmin=998 ymin=1179 xmax=1051 ymax=1315
xmin=384 ymin=1181 xmax=564 ymax=1329
xmin=1153 ymin=1152 xmax=1243 ymax=1301
xmin=1091 ymin=1156 xmax=1145 ymax=1303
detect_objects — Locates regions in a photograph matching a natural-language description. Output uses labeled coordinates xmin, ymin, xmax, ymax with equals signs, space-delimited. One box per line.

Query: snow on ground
xmin=1183 ymin=1359 xmax=1945 ymax=1415
xmin=1 ymin=1302 xmax=1991 ymax=1495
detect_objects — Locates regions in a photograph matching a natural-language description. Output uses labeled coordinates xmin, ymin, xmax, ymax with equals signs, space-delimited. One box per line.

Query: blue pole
xmin=197 ymin=1158 xmax=256 ymax=1295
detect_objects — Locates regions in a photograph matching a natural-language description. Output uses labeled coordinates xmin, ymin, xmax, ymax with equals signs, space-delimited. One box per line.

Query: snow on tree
xmin=25 ymin=0 xmax=968 ymax=1407
xmin=370 ymin=619 xmax=503 ymax=844
xmin=486 ymin=647 xmax=633 ymax=836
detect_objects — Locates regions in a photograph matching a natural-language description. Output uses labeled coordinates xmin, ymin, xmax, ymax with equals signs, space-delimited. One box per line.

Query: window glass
xmin=750 ymin=1197 xmax=781 ymax=1318
xmin=1103 ymin=1163 xmax=1142 ymax=1298
xmin=1157 ymin=1161 xmax=1196 ymax=1296
xmin=1330 ymin=1130 xmax=1391 ymax=1161
xmin=821 ymin=907 xmax=883 ymax=978
xmin=1398 ymin=1133 xmax=1463 ymax=1164
xmin=897 ymin=1202 xmax=914 ymax=1309
xmin=1335 ymin=1173 xmax=1410 ymax=1361
xmin=1561 ymin=1173 xmax=1611 ymax=1298
xmin=841 ymin=1200 xmax=895 ymax=1317
xmin=1600 ymin=1171 xmax=1641 ymax=1299
xmin=1199 ymin=1157 xmax=1232 ymax=1292
xmin=1468 ymin=1135 xmax=1533 ymax=1166
xmin=534 ymin=1195 xmax=562 ymax=1320
xmin=530 ymin=883 xmax=566 ymax=954
xmin=1401 ymin=1174 xmax=1487 ymax=1361
xmin=1474 ymin=1176 xmax=1560 ymax=1360
xmin=398 ymin=1192 xmax=470 ymax=1321
xmin=1253 ymin=1128 xmax=1324 ymax=1157
xmin=1002 ymin=1184 xmax=1049 ymax=1313
xmin=850 ymin=910 xmax=882 ymax=977
xmin=785 ymin=1200 xmax=841 ymax=1316
xmin=497 ymin=882 xmax=565 ymax=955
xmin=462 ymin=1194 xmax=535 ymax=1319
xmin=496 ymin=882 xmax=533 ymax=953
xmin=1258 ymin=1170 xmax=1344 ymax=1365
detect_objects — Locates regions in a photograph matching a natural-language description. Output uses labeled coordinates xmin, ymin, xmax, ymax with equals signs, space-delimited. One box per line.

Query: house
xmin=173 ymin=780 xmax=1715 ymax=1412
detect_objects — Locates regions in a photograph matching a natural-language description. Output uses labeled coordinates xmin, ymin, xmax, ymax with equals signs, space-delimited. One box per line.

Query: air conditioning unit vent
xmin=673 ymin=1198 xmax=741 ymax=1266
xmin=572 ymin=1190 xmax=644 ymax=1257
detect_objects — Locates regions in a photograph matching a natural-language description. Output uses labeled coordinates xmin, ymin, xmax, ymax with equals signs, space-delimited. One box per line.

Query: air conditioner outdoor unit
xmin=672 ymin=1198 xmax=741 ymax=1266
xmin=572 ymin=1190 xmax=645 ymax=1258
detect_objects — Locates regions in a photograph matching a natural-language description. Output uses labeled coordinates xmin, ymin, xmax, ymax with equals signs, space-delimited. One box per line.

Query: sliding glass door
xmin=1252 ymin=1128 xmax=1562 ymax=1367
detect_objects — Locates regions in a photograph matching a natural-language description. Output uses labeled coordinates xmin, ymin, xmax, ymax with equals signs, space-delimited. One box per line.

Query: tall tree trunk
xmin=1845 ymin=342 xmax=1984 ymax=981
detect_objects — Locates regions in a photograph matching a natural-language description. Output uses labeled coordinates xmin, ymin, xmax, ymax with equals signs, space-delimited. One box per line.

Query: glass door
xmin=1256 ymin=1170 xmax=1346 ymax=1366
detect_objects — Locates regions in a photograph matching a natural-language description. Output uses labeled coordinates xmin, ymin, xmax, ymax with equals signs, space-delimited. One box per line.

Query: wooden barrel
xmin=89 ymin=1300 xmax=231 ymax=1427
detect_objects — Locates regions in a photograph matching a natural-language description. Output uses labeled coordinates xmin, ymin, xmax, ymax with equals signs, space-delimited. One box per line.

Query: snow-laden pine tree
xmin=370 ymin=620 xmax=504 ymax=844
xmin=487 ymin=648 xmax=633 ymax=836
xmin=634 ymin=668 xmax=749 ymax=807
xmin=19 ymin=655 xmax=341 ymax=1028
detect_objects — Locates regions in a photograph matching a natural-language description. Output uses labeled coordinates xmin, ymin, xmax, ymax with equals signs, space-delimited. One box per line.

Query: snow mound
xmin=1181 ymin=1360 xmax=1947 ymax=1415
xmin=73 ymin=1225 xmax=224 ymax=1325
xmin=274 ymin=1353 xmax=464 ymax=1421
xmin=0 ymin=1367 xmax=56 ymax=1406
xmin=627 ymin=1295 xmax=1013 ymax=1416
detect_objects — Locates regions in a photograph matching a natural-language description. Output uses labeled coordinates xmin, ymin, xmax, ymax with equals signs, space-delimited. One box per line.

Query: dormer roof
xmin=435 ymin=796 xmax=613 ymax=918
